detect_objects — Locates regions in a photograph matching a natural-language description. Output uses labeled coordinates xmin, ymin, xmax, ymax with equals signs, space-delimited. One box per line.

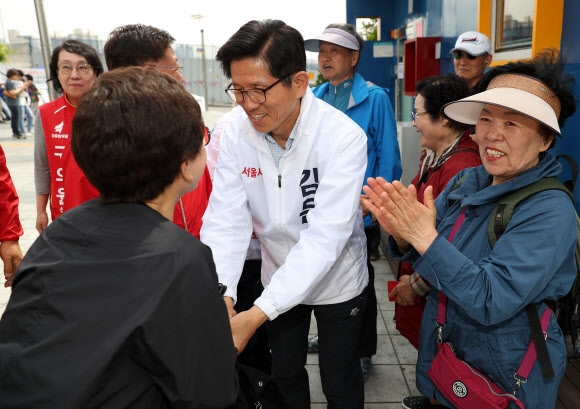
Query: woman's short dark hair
xmin=48 ymin=40 xmax=103 ymax=93
xmin=478 ymin=49 xmax=576 ymax=147
xmin=104 ymin=24 xmax=176 ymax=70
xmin=216 ymin=19 xmax=306 ymax=86
xmin=416 ymin=73 xmax=474 ymax=133
xmin=72 ymin=67 xmax=204 ymax=205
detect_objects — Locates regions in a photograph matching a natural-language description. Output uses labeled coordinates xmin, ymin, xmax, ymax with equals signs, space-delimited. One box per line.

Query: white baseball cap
xmin=442 ymin=73 xmax=562 ymax=135
xmin=450 ymin=31 xmax=491 ymax=56
xmin=304 ymin=28 xmax=360 ymax=52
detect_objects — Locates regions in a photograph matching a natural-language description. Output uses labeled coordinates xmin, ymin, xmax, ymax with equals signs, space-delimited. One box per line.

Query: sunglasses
xmin=452 ymin=50 xmax=478 ymax=60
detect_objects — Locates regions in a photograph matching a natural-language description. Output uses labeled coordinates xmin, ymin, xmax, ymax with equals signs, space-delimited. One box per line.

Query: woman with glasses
xmin=34 ymin=39 xmax=103 ymax=233
xmin=450 ymin=31 xmax=493 ymax=90
xmin=391 ymin=73 xmax=482 ymax=409
xmin=367 ymin=50 xmax=576 ymax=409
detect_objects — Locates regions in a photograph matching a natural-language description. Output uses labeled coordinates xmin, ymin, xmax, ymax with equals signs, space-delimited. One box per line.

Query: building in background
xmin=1 ymin=29 xmax=320 ymax=108
xmin=344 ymin=0 xmax=579 ymax=212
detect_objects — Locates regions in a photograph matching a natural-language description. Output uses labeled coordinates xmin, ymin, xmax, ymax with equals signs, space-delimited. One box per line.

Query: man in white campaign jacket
xmin=201 ymin=19 xmax=369 ymax=409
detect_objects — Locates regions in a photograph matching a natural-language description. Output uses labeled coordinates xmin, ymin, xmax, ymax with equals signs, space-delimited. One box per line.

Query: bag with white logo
xmin=427 ymin=291 xmax=554 ymax=409
xmin=427 ymin=341 xmax=523 ymax=409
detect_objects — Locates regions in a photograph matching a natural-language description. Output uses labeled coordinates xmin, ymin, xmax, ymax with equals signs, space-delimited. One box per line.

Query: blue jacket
xmin=313 ymin=73 xmax=402 ymax=227
xmin=392 ymin=152 xmax=577 ymax=409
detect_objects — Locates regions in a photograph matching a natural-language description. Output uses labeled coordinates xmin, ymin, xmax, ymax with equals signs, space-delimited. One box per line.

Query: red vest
xmin=40 ymin=95 xmax=212 ymax=237
xmin=39 ymin=95 xmax=99 ymax=220
xmin=173 ymin=166 xmax=212 ymax=238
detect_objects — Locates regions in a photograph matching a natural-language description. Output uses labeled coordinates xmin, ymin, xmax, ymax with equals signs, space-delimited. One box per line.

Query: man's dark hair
xmin=216 ymin=19 xmax=306 ymax=86
xmin=478 ymin=49 xmax=576 ymax=147
xmin=416 ymin=73 xmax=474 ymax=133
xmin=48 ymin=40 xmax=103 ymax=93
xmin=104 ymin=24 xmax=175 ymax=70
xmin=72 ymin=67 xmax=204 ymax=204
xmin=24 ymin=74 xmax=33 ymax=82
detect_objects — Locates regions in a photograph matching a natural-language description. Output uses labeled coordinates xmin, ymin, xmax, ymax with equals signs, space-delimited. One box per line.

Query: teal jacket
xmin=393 ymin=152 xmax=577 ymax=409
xmin=312 ymin=73 xmax=402 ymax=227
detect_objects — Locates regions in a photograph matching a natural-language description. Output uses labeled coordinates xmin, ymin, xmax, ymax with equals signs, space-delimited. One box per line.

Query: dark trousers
xmin=360 ymin=258 xmax=377 ymax=357
xmin=365 ymin=223 xmax=381 ymax=258
xmin=8 ymin=105 xmax=19 ymax=136
xmin=360 ymin=225 xmax=379 ymax=357
xmin=266 ymin=289 xmax=368 ymax=409
xmin=234 ymin=259 xmax=272 ymax=374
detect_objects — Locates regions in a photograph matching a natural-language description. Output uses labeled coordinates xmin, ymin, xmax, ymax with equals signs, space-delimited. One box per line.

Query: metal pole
xmin=33 ymin=0 xmax=57 ymax=101
xmin=0 ymin=9 xmax=6 ymax=44
xmin=200 ymin=28 xmax=208 ymax=111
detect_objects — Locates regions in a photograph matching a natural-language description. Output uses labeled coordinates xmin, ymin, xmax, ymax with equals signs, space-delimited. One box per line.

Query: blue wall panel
xmin=346 ymin=0 xmax=399 ymax=105
xmin=555 ymin=0 xmax=580 ymax=208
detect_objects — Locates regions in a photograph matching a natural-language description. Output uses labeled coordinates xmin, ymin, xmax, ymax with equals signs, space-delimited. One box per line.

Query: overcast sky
xmin=0 ymin=1 xmax=346 ymax=48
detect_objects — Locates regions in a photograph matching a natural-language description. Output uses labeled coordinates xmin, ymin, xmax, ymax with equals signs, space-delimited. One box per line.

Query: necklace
xmin=64 ymin=93 xmax=77 ymax=108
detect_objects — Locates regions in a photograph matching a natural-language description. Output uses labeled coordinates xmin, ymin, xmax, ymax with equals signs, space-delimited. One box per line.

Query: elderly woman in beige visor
xmin=364 ymin=50 xmax=577 ymax=409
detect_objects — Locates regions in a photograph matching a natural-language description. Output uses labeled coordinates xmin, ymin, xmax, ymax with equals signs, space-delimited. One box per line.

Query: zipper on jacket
xmin=278 ymin=174 xmax=282 ymax=188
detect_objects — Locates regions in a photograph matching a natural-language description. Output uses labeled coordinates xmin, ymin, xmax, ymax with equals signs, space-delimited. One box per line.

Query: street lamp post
xmin=33 ymin=0 xmax=57 ymax=101
xmin=191 ymin=14 xmax=208 ymax=111
xmin=200 ymin=28 xmax=208 ymax=111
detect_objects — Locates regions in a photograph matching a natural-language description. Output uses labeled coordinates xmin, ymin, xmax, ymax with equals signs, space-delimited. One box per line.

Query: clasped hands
xmin=362 ymin=177 xmax=438 ymax=256
xmin=223 ymin=297 xmax=268 ymax=355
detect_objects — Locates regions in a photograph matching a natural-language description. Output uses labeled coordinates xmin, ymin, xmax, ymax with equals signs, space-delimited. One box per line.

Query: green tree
xmin=360 ymin=19 xmax=378 ymax=41
xmin=0 ymin=43 xmax=12 ymax=63
xmin=313 ymin=71 xmax=326 ymax=87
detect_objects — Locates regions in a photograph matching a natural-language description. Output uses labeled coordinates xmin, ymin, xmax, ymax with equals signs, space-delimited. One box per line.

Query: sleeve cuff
xmin=254 ymin=297 xmax=278 ymax=321
xmin=409 ymin=272 xmax=430 ymax=297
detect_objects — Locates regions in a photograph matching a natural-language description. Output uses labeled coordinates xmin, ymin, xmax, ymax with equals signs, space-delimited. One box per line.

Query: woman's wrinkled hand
xmin=391 ymin=275 xmax=420 ymax=306
xmin=362 ymin=178 xmax=438 ymax=255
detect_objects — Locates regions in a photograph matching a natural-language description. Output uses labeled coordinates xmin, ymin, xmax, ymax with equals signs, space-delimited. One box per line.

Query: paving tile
xmin=373 ymin=334 xmax=395 ymax=364
xmin=306 ymin=364 xmax=326 ymax=404
xmin=377 ymin=289 xmax=395 ymax=311
xmin=364 ymin=364 xmax=412 ymax=403
xmin=381 ymin=309 xmax=397 ymax=334
xmin=376 ymin=308 xmax=389 ymax=335
xmin=401 ymin=364 xmax=421 ymax=396
xmin=391 ymin=334 xmax=419 ymax=365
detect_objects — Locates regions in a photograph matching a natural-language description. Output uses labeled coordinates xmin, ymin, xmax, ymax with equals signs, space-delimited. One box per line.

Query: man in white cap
xmin=304 ymin=23 xmax=402 ymax=382
xmin=450 ymin=31 xmax=493 ymax=89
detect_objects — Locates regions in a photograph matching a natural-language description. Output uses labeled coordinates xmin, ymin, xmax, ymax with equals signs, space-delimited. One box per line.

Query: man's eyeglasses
xmin=203 ymin=126 xmax=211 ymax=146
xmin=149 ymin=65 xmax=184 ymax=74
xmin=57 ymin=63 xmax=93 ymax=76
xmin=452 ymin=50 xmax=478 ymax=60
xmin=411 ymin=111 xmax=429 ymax=121
xmin=225 ymin=73 xmax=294 ymax=104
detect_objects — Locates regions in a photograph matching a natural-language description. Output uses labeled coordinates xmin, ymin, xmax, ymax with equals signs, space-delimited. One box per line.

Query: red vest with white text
xmin=39 ymin=95 xmax=212 ymax=237
xmin=39 ymin=95 xmax=98 ymax=220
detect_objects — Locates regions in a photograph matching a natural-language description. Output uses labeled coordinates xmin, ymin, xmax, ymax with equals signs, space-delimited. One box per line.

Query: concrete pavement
xmin=0 ymin=107 xmax=419 ymax=408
